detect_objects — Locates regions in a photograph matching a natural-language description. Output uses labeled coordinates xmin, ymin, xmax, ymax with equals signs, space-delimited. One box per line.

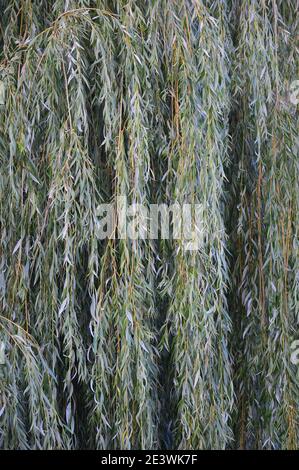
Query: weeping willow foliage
xmin=228 ymin=0 xmax=299 ymax=449
xmin=0 ymin=0 xmax=298 ymax=450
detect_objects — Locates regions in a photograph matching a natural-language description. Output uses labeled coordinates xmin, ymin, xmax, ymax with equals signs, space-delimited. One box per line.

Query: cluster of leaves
xmin=227 ymin=0 xmax=299 ymax=450
xmin=0 ymin=0 xmax=298 ymax=450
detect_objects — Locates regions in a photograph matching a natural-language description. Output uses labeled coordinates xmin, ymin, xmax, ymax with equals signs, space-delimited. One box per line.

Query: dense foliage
xmin=0 ymin=0 xmax=298 ymax=449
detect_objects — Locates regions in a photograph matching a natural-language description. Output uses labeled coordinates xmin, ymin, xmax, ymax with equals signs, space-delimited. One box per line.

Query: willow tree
xmin=0 ymin=0 xmax=298 ymax=450
xmin=228 ymin=0 xmax=299 ymax=449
